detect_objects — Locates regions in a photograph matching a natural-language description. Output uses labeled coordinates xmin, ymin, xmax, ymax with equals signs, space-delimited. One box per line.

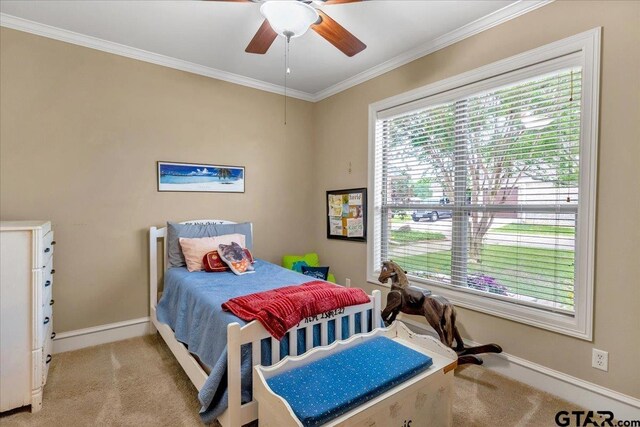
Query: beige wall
xmin=1 ymin=0 xmax=638 ymax=400
xmin=312 ymin=1 xmax=640 ymax=398
xmin=0 ymin=28 xmax=316 ymax=332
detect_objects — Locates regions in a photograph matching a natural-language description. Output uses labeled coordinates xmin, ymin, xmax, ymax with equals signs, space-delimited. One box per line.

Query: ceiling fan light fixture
xmin=260 ymin=1 xmax=319 ymax=40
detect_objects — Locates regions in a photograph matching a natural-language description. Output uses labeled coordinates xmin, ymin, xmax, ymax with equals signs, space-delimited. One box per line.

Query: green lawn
xmin=390 ymin=216 xmax=412 ymax=223
xmin=393 ymin=245 xmax=575 ymax=308
xmin=492 ymin=223 xmax=575 ymax=236
xmin=390 ymin=229 xmax=446 ymax=243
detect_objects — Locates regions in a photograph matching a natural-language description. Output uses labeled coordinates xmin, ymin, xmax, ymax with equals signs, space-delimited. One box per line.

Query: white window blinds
xmin=374 ymin=67 xmax=582 ymax=313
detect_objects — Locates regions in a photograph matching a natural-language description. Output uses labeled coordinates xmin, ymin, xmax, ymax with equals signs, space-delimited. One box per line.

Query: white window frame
xmin=367 ymin=28 xmax=600 ymax=340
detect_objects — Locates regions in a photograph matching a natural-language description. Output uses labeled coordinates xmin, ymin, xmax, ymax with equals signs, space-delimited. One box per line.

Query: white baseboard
xmin=53 ymin=317 xmax=151 ymax=354
xmin=398 ymin=315 xmax=640 ymax=420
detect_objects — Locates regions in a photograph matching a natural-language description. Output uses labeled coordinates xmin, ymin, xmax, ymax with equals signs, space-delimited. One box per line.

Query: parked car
xmin=412 ymin=197 xmax=452 ymax=222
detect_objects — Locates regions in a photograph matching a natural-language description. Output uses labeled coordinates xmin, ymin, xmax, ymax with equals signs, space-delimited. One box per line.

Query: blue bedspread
xmin=156 ymin=260 xmax=367 ymax=423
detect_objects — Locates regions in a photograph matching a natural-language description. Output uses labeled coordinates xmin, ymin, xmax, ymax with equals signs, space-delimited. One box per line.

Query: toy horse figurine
xmin=378 ymin=260 xmax=502 ymax=365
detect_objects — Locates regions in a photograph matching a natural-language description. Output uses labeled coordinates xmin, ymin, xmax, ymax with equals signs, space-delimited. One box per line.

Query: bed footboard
xmin=221 ymin=290 xmax=382 ymax=427
xmin=254 ymin=321 xmax=458 ymax=427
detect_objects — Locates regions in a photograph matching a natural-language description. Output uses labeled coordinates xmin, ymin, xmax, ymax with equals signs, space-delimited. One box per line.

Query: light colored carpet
xmin=0 ymin=335 xmax=584 ymax=426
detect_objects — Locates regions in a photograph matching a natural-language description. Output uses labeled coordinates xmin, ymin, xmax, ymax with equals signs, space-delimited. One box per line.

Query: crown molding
xmin=0 ymin=13 xmax=316 ymax=102
xmin=312 ymin=0 xmax=554 ymax=101
xmin=1 ymin=1 xmax=553 ymax=103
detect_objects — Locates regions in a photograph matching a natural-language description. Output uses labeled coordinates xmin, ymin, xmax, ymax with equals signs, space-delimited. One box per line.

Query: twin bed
xmin=149 ymin=220 xmax=382 ymax=426
xmin=150 ymin=220 xmax=458 ymax=426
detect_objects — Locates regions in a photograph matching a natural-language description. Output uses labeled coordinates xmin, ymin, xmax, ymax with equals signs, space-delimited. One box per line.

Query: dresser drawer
xmin=31 ymin=348 xmax=43 ymax=391
xmin=42 ymin=231 xmax=54 ymax=268
xmin=37 ymin=303 xmax=53 ymax=350
xmin=42 ymin=268 xmax=53 ymax=311
xmin=42 ymin=323 xmax=53 ymax=386
xmin=42 ymin=258 xmax=53 ymax=297
xmin=33 ymin=227 xmax=53 ymax=269
xmin=38 ymin=285 xmax=53 ymax=350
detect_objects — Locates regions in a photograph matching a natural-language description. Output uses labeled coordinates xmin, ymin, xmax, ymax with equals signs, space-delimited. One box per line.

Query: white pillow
xmin=179 ymin=233 xmax=246 ymax=272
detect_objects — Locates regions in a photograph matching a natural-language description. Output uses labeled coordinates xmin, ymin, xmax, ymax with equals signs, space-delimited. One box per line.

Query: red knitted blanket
xmin=221 ymin=281 xmax=370 ymax=340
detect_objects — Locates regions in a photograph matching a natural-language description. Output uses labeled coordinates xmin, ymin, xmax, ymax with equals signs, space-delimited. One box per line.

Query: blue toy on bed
xmin=265 ymin=336 xmax=433 ymax=427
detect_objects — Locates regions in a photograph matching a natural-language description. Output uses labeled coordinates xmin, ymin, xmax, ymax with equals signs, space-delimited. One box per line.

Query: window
xmin=368 ymin=29 xmax=600 ymax=339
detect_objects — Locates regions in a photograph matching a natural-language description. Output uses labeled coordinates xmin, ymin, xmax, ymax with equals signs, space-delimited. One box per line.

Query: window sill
xmin=367 ymin=275 xmax=592 ymax=341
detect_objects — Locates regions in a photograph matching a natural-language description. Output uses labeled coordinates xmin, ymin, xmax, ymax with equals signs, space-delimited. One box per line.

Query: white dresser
xmin=0 ymin=221 xmax=55 ymax=413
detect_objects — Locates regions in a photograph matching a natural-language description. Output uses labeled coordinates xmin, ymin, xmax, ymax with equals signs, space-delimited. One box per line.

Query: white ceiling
xmin=0 ymin=0 xmax=550 ymax=101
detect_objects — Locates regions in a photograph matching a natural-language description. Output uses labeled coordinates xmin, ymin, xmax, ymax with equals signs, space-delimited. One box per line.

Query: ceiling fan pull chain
xmin=284 ymin=35 xmax=293 ymax=125
xmin=284 ymin=38 xmax=288 ymax=125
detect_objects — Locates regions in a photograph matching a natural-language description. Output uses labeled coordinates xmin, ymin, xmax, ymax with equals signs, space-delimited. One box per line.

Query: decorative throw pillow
xmin=301 ymin=266 xmax=330 ymax=281
xmin=203 ymin=249 xmax=255 ymax=272
xmin=282 ymin=253 xmax=320 ymax=270
xmin=291 ymin=260 xmax=310 ymax=273
xmin=218 ymin=242 xmax=255 ymax=275
xmin=167 ymin=222 xmax=254 ymax=268
xmin=179 ymin=234 xmax=246 ymax=272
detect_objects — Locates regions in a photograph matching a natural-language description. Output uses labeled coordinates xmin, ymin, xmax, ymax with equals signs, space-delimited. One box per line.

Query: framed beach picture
xmin=157 ymin=161 xmax=245 ymax=193
xmin=326 ymin=188 xmax=367 ymax=242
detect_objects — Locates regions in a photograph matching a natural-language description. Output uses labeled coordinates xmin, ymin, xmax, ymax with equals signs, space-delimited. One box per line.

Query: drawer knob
xmin=50 ymin=299 xmax=55 ymax=306
xmin=51 ymin=241 xmax=57 ymax=245
xmin=43 ymin=317 xmax=50 ymax=325
xmin=51 ymin=332 xmax=56 ymax=340
xmin=51 ymin=269 xmax=56 ymax=275
xmin=44 ymin=247 xmax=51 ymax=253
xmin=46 ymin=354 xmax=52 ymax=364
xmin=45 ymin=280 xmax=51 ymax=287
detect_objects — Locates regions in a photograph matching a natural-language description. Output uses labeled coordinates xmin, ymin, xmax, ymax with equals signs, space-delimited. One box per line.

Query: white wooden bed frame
xmin=149 ymin=220 xmax=382 ymax=427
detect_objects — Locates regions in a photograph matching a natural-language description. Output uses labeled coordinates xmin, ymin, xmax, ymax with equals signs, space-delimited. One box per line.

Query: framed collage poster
xmin=326 ymin=188 xmax=367 ymax=242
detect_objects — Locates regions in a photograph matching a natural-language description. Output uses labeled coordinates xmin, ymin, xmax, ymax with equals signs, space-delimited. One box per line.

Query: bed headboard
xmin=149 ymin=220 xmax=252 ymax=312
xmin=180 ymin=219 xmax=238 ymax=225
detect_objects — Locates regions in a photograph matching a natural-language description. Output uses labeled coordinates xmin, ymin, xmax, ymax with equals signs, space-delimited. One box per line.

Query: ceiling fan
xmin=209 ymin=0 xmax=367 ymax=57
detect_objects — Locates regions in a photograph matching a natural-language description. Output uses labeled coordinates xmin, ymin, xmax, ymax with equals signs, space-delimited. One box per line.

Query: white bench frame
xmin=254 ymin=321 xmax=458 ymax=427
xmin=149 ymin=220 xmax=382 ymax=427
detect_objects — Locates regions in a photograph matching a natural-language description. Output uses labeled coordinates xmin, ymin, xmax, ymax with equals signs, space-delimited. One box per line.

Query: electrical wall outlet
xmin=592 ymin=349 xmax=608 ymax=371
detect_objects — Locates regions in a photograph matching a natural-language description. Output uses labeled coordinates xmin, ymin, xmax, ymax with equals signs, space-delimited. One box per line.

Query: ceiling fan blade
xmin=245 ymin=19 xmax=278 ymax=54
xmin=311 ymin=10 xmax=366 ymax=57
xmin=321 ymin=0 xmax=363 ymax=4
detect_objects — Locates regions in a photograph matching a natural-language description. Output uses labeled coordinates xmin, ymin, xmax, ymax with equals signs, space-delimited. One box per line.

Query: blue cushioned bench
xmin=265 ymin=336 xmax=433 ymax=427
xmin=255 ymin=322 xmax=457 ymax=427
